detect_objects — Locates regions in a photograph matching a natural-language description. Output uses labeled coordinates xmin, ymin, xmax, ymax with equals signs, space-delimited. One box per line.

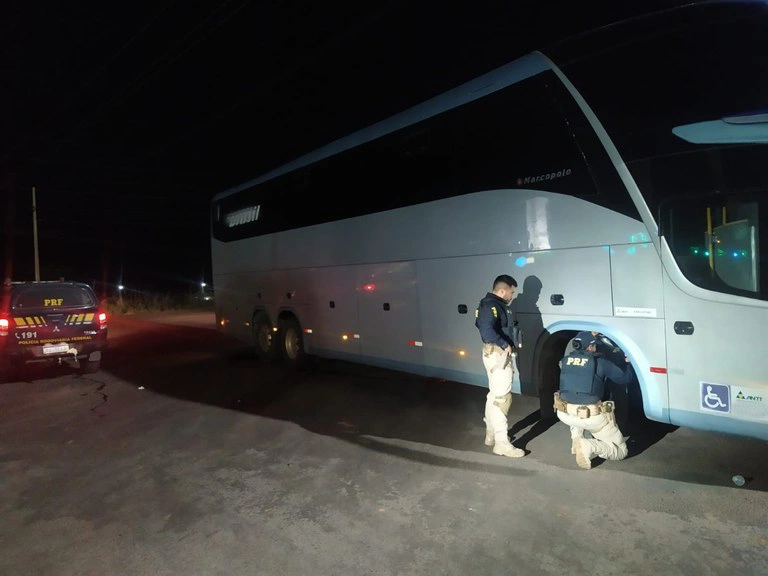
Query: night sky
xmin=2 ymin=1 xmax=685 ymax=296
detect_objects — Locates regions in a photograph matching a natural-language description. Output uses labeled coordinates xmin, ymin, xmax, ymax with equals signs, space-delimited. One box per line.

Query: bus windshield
xmin=552 ymin=1 xmax=768 ymax=299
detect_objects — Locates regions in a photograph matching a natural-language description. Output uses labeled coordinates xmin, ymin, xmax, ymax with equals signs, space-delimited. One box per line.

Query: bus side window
xmin=661 ymin=196 xmax=763 ymax=297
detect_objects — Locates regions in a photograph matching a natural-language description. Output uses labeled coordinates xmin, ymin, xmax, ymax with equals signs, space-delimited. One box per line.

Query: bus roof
xmin=211 ymin=52 xmax=551 ymax=202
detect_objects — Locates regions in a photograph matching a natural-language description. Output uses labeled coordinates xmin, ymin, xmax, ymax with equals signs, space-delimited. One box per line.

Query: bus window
xmin=660 ymin=194 xmax=765 ymax=299
xmin=713 ymin=217 xmax=759 ymax=294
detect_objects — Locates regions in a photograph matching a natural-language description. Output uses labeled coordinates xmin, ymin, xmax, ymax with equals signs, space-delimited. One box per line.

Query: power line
xmin=34 ymin=0 xmax=178 ymax=136
xmin=109 ymin=1 xmax=405 ymax=174
xmin=2 ymin=2 xmax=177 ymax=166
xmin=67 ymin=0 xmax=251 ymax=139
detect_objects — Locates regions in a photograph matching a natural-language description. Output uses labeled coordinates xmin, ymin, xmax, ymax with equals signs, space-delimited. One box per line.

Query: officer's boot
xmin=571 ymin=430 xmax=585 ymax=455
xmin=486 ymin=392 xmax=523 ymax=457
xmin=493 ymin=438 xmax=525 ymax=458
xmin=574 ymin=437 xmax=595 ymax=469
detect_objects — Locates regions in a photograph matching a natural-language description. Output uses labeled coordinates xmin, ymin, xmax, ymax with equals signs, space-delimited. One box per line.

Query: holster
xmin=553 ymin=391 xmax=567 ymax=412
xmin=493 ymin=392 xmax=512 ymax=416
xmin=482 ymin=343 xmax=495 ymax=358
xmin=483 ymin=343 xmax=511 ymax=371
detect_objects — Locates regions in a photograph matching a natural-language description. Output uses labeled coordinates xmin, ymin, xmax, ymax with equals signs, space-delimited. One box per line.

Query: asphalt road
xmin=1 ymin=310 xmax=767 ymax=576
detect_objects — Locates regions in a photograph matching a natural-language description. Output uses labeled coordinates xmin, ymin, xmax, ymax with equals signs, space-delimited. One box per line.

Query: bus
xmin=210 ymin=0 xmax=768 ymax=441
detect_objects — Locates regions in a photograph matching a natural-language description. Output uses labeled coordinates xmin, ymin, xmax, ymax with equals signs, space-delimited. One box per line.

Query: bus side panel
xmin=301 ymin=266 xmax=361 ymax=357
xmin=215 ymin=271 xmax=271 ymax=345
xmin=356 ymin=262 xmax=424 ymax=373
xmin=211 ymin=235 xmax=276 ymax=275
xmin=662 ymin=249 xmax=768 ymax=440
xmin=212 ymin=235 xmax=277 ymax=342
xmin=261 ymin=268 xmax=287 ymax=321
xmin=608 ymin=240 xmax=669 ymax=421
xmin=502 ymin=246 xmax=612 ymax=396
xmin=417 ymin=256 xmax=492 ymax=388
xmin=275 ymin=220 xmax=366 ymax=268
xmin=609 ymin=241 xmax=664 ymax=320
xmin=510 ymin=246 xmax=613 ymax=317
xmin=418 ymin=248 xmax=612 ymax=392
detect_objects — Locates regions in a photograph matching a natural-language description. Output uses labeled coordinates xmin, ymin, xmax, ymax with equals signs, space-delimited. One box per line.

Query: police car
xmin=0 ymin=280 xmax=107 ymax=379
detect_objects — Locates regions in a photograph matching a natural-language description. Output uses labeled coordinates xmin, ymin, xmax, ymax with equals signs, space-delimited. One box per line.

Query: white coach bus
xmin=210 ymin=0 xmax=768 ymax=440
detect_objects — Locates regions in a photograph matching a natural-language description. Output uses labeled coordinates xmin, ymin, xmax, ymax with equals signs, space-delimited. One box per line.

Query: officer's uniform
xmin=554 ymin=331 xmax=634 ymax=469
xmin=475 ymin=292 xmax=523 ymax=457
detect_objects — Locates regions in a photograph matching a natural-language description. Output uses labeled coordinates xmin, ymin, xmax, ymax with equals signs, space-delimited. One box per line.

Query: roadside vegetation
xmin=102 ymin=292 xmax=214 ymax=315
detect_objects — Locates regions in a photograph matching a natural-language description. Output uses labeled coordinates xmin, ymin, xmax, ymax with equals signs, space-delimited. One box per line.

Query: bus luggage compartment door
xmin=356 ymin=262 xmax=424 ymax=373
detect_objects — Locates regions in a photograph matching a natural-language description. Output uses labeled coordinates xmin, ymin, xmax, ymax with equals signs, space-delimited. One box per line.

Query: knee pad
xmin=493 ymin=392 xmax=512 ymax=416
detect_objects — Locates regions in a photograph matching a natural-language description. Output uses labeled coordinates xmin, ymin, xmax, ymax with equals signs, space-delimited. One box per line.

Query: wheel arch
xmin=534 ymin=321 xmax=653 ymax=420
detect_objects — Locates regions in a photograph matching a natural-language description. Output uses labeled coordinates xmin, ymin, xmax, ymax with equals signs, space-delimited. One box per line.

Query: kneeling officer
xmin=554 ymin=331 xmax=634 ymax=470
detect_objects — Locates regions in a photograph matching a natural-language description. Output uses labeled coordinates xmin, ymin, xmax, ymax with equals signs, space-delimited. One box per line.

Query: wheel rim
xmin=257 ymin=324 xmax=272 ymax=353
xmin=284 ymin=326 xmax=301 ymax=360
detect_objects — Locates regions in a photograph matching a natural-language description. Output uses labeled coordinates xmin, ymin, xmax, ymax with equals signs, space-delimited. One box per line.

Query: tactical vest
xmin=559 ymin=349 xmax=603 ymax=404
xmin=474 ymin=296 xmax=502 ymax=332
xmin=475 ymin=295 xmax=520 ymax=347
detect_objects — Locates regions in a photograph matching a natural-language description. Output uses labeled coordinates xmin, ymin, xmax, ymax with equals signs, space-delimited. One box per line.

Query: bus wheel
xmin=253 ymin=312 xmax=278 ymax=362
xmin=278 ymin=316 xmax=305 ymax=369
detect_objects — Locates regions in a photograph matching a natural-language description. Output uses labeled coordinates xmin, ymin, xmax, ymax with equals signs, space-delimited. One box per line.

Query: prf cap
xmin=573 ymin=331 xmax=597 ymax=347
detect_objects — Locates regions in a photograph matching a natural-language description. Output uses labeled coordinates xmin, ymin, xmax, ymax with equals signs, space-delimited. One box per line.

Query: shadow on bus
xmin=103 ymin=321 xmax=767 ymax=492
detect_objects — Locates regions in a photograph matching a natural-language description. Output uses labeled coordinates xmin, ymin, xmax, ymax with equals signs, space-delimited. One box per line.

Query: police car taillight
xmin=0 ymin=317 xmax=8 ymax=337
xmin=97 ymin=311 xmax=107 ymax=330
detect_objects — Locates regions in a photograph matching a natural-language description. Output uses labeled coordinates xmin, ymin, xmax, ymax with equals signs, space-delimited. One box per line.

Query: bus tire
xmin=627 ymin=375 xmax=646 ymax=423
xmin=253 ymin=312 xmax=279 ymax=362
xmin=278 ymin=316 xmax=306 ymax=369
xmin=534 ymin=330 xmax=574 ymax=418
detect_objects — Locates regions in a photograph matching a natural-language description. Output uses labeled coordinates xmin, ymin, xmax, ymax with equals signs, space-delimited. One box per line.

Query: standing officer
xmin=475 ymin=274 xmax=525 ymax=458
xmin=554 ymin=331 xmax=634 ymax=469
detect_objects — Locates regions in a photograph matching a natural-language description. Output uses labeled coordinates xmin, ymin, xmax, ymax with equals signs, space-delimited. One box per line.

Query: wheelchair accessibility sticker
xmin=701 ymin=382 xmax=730 ymax=413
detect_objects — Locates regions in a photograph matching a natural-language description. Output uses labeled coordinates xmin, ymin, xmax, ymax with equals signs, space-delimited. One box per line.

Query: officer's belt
xmin=482 ymin=342 xmax=507 ymax=354
xmin=554 ymin=393 xmax=612 ymax=419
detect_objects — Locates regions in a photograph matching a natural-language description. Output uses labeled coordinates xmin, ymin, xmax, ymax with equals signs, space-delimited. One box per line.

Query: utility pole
xmin=32 ymin=186 xmax=40 ymax=281
xmin=3 ymin=175 xmax=15 ymax=282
